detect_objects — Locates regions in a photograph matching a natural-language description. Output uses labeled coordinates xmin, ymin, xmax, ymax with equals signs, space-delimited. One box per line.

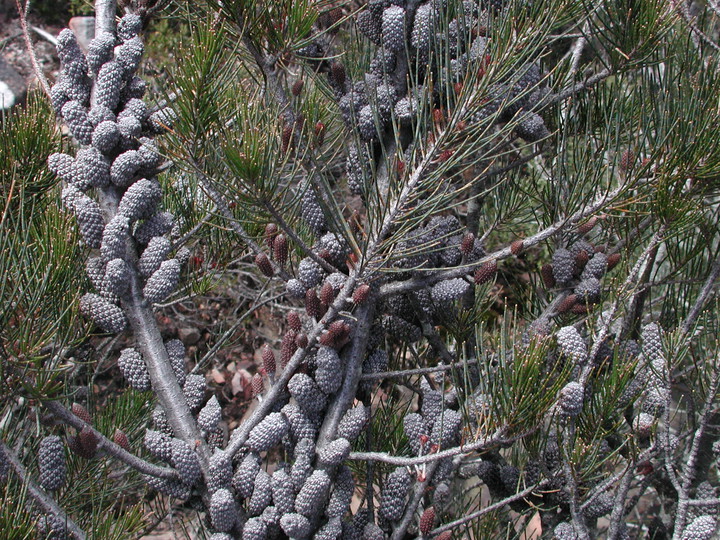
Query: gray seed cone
xmin=558 ymin=381 xmax=584 ymax=416
xmin=118 ymin=179 xmax=162 ymax=223
xmin=95 ymin=61 xmax=123 ymax=111
xmin=338 ymin=405 xmax=369 ymax=442
xmin=317 ymin=438 xmax=351 ymax=467
xmin=248 ymin=469 xmax=272 ymax=516
xmin=138 ymin=236 xmax=171 ymax=278
xmin=295 ymin=470 xmax=331 ymax=519
xmin=134 ymin=211 xmax=175 ymax=245
xmin=143 ymin=258 xmax=180 ymax=303
xmin=271 ymin=468 xmax=296 ymax=515
xmin=280 ymin=513 xmax=312 ymax=540
xmin=288 ymin=373 xmax=327 ymax=414
xmin=210 ymin=488 xmax=237 ymax=532
xmin=38 ymin=435 xmax=66 ymax=492
xmin=246 ymin=412 xmax=289 ymax=453
xmin=198 ymin=396 xmax=222 ymax=433
xmin=117 ymin=347 xmax=151 ymax=391
xmin=164 ymin=338 xmax=186 ymax=385
xmin=103 ymin=258 xmax=131 ymax=297
xmin=74 ymin=197 xmax=105 ymax=249
xmin=556 ymin=326 xmax=588 ymax=365
xmin=100 ymin=215 xmax=130 ymax=262
xmin=111 ymin=150 xmax=142 ymax=187
xmin=170 ymin=438 xmax=202 ymax=485
xmin=79 ymin=293 xmax=127 ymax=333
xmin=182 ymin=374 xmax=206 ymax=411
xmin=378 ymin=467 xmax=411 ymax=522
xmin=552 ymin=248 xmax=575 ymax=284
xmin=86 ymin=31 xmax=115 ymax=74
xmin=144 ymin=429 xmax=172 ymax=462
xmin=382 ymin=6 xmax=406 ymax=52
xmin=582 ymin=252 xmax=608 ymax=280
xmin=232 ymin=452 xmax=261 ymax=499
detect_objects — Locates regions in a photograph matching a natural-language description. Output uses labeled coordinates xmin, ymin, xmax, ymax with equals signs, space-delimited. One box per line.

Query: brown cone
xmin=474 ymin=260 xmax=497 ymax=285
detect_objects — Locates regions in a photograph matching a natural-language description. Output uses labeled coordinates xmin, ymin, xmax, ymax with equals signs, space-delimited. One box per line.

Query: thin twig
xmin=348 ymin=426 xmax=540 ymax=467
xmin=192 ymin=291 xmax=284 ymax=375
xmin=0 ymin=439 xmax=87 ymax=540
xmin=360 ymin=358 xmax=480 ymax=381
xmin=429 ymin=480 xmax=550 ymax=536
xmin=42 ymin=399 xmax=178 ymax=480
xmin=681 ymin=250 xmax=720 ymax=336
xmin=14 ymin=0 xmax=51 ymax=97
xmin=379 ymin=183 xmax=628 ymax=298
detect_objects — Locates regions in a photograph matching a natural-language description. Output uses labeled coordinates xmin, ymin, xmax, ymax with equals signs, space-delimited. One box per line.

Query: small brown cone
xmin=607 ymin=252 xmax=621 ymax=270
xmin=541 ymin=264 xmax=556 ymax=288
xmin=577 ymin=216 xmax=597 ymax=235
xmin=474 ymin=260 xmax=497 ymax=285
xmin=575 ymin=250 xmax=589 ymax=271
xmin=510 ymin=239 xmax=524 ymax=256
xmin=557 ymin=294 xmax=578 ymax=314
xmin=280 ymin=330 xmax=298 ymax=368
xmin=436 ymin=532 xmax=452 ymax=540
xmin=72 ymin=403 xmax=92 ymax=424
xmin=320 ymin=281 xmax=335 ymax=306
xmin=255 ymin=253 xmax=274 ymax=277
xmin=262 ymin=345 xmax=276 ymax=375
xmin=265 ymin=223 xmax=278 ymax=249
xmin=274 ymin=234 xmax=288 ymax=265
xmin=113 ymin=429 xmax=130 ymax=452
xmin=460 ymin=233 xmax=475 ymax=256
xmin=305 ymin=288 xmax=321 ymax=319
xmin=315 ymin=122 xmax=326 ymax=146
xmin=73 ymin=426 xmax=98 ymax=459
xmin=287 ymin=311 xmax=302 ymax=332
xmin=571 ymin=302 xmax=589 ymax=314
xmin=352 ymin=283 xmax=371 ymax=304
xmin=291 ymin=79 xmax=304 ymax=96
xmin=295 ymin=332 xmax=308 ymax=349
xmin=251 ymin=373 xmax=264 ymax=398
xmin=331 ymin=62 xmax=346 ymax=88
xmin=282 ymin=123 xmax=294 ymax=153
xmin=619 ymin=149 xmax=635 ymax=172
xmin=420 ymin=506 xmax=436 ymax=535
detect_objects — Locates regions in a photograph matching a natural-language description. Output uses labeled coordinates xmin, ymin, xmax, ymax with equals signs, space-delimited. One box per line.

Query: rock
xmin=178 ymin=326 xmax=201 ymax=345
xmin=0 ymin=57 xmax=26 ymax=110
xmin=69 ymin=17 xmax=96 ymax=51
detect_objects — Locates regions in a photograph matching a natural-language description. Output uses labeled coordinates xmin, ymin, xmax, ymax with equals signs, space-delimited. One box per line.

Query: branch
xmin=672 ymin=368 xmax=720 ymax=540
xmin=379 ymin=183 xmax=628 ymax=298
xmin=429 ymin=480 xmax=550 ymax=536
xmin=391 ymin=459 xmax=440 ymax=540
xmin=94 ymin=0 xmax=116 ymax=36
xmin=543 ymin=68 xmax=613 ymax=106
xmin=0 ymin=439 xmax=87 ymax=540
xmin=562 ymin=423 xmax=591 ymax=540
xmin=225 ymin=271 xmax=360 ymax=457
xmin=41 ymin=400 xmax=178 ymax=480
xmin=348 ymin=426 xmax=540 ymax=467
xmin=359 ymin=358 xmax=480 ymax=381
xmin=316 ymin=302 xmax=375 ymax=449
xmin=681 ymin=250 xmax=720 ymax=336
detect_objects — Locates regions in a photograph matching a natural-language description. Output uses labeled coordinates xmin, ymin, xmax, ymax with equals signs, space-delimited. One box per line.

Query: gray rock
xmin=0 ymin=57 xmax=26 ymax=110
